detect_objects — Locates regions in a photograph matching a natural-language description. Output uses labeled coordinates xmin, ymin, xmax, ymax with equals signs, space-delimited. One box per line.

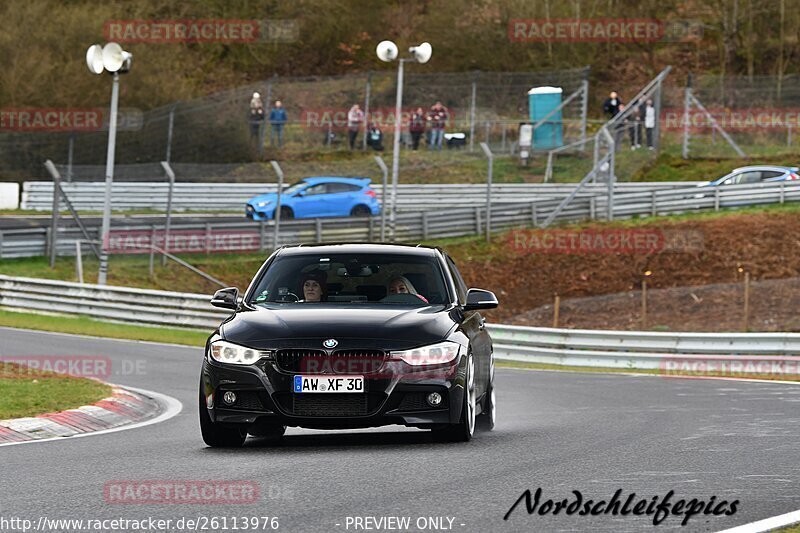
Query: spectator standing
xmin=366 ymin=122 xmax=384 ymax=151
xmin=409 ymin=107 xmax=426 ymax=150
xmin=427 ymin=101 xmax=448 ymax=151
xmin=628 ymin=100 xmax=642 ymax=150
xmin=268 ymin=100 xmax=287 ymax=148
xmin=644 ymin=99 xmax=656 ymax=150
xmin=347 ymin=104 xmax=364 ymax=150
xmin=602 ymin=91 xmax=622 ymax=120
xmin=249 ymin=92 xmax=266 ymax=143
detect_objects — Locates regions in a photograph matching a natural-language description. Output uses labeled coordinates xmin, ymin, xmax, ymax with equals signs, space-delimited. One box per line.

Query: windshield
xmin=248 ymin=252 xmax=450 ymax=306
xmin=282 ymin=181 xmax=308 ymax=195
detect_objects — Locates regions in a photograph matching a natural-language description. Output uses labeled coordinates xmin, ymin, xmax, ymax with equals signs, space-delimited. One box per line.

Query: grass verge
xmin=0 ymin=309 xmax=208 ymax=347
xmin=0 ymin=362 xmax=111 ymax=419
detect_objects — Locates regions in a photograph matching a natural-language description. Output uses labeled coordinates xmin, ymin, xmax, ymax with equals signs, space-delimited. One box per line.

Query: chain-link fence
xmin=544 ymin=67 xmax=671 ymax=185
xmin=0 ymin=67 xmax=589 ymax=180
xmin=664 ymin=73 xmax=800 ymax=159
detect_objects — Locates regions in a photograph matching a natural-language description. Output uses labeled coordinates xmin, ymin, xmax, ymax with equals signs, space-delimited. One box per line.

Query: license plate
xmin=293 ymin=375 xmax=364 ymax=393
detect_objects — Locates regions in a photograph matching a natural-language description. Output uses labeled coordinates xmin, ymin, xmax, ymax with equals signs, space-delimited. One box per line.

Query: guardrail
xmin=4 ymin=180 xmax=800 ymax=259
xmin=2 ymin=275 xmax=798 ymax=371
xmin=489 ymin=324 xmax=800 ymax=369
xmin=0 ymin=275 xmax=228 ymax=329
xmin=20 ymin=181 xmax=701 ymax=212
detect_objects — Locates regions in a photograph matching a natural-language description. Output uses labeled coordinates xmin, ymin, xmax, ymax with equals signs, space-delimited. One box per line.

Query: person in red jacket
xmin=409 ymin=107 xmax=426 ymax=150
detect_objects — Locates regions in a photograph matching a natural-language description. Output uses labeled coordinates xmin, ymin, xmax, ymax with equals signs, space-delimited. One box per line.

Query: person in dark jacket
xmin=268 ymin=100 xmax=288 ymax=148
xmin=409 ymin=107 xmax=426 ymax=150
xmin=366 ymin=122 xmax=384 ymax=151
xmin=602 ymin=91 xmax=622 ymax=120
xmin=249 ymin=92 xmax=266 ymax=142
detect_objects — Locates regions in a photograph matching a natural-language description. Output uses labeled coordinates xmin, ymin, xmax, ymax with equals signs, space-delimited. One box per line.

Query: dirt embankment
xmin=452 ymin=209 xmax=800 ymax=330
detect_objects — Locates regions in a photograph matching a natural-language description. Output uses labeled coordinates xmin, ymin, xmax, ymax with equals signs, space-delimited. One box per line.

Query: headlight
xmin=257 ymin=201 xmax=272 ymax=207
xmin=208 ymin=339 xmax=266 ymax=365
xmin=390 ymin=341 xmax=461 ymax=366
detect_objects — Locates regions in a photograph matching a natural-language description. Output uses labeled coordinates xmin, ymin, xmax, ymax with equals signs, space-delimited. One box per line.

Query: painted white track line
xmin=0 ymin=385 xmax=183 ymax=448
xmin=716 ymin=508 xmax=800 ymax=533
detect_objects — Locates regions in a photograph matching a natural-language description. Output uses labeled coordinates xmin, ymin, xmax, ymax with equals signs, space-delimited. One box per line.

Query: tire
xmin=248 ymin=419 xmax=286 ymax=442
xmin=477 ymin=356 xmax=495 ymax=431
xmin=434 ymin=355 xmax=476 ymax=442
xmin=278 ymin=206 xmax=294 ymax=220
xmin=350 ymin=205 xmax=371 ymax=217
xmin=199 ymin=380 xmax=247 ymax=448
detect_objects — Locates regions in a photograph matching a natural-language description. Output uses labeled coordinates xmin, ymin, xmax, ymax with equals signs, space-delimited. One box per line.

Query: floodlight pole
xmin=97 ymin=72 xmax=120 ymax=285
xmin=270 ymin=160 xmax=284 ymax=249
xmin=374 ymin=155 xmax=389 ymax=242
xmin=389 ymin=59 xmax=407 ymax=243
xmin=480 ymin=142 xmax=493 ymax=243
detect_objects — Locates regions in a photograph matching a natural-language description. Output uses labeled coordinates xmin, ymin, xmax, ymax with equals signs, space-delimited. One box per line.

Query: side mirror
xmin=295 ymin=190 xmax=306 ymax=197
xmin=211 ymin=287 xmax=239 ymax=310
xmin=463 ymin=288 xmax=499 ymax=311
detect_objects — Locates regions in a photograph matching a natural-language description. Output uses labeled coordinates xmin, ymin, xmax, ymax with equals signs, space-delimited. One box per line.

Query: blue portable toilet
xmin=528 ymin=86 xmax=563 ymax=149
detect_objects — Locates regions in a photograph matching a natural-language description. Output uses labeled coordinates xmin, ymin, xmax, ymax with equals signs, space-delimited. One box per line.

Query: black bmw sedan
xmin=200 ymin=243 xmax=498 ymax=447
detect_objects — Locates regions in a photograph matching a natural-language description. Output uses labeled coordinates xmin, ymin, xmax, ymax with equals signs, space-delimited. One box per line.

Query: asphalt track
xmin=1 ymin=326 xmax=799 ymax=532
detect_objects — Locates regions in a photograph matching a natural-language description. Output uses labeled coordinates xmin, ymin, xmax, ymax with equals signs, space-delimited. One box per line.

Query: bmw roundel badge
xmin=323 ymin=338 xmax=338 ymax=349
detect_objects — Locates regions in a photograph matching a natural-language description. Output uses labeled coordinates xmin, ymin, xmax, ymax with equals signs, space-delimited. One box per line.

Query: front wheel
xmin=278 ymin=206 xmax=294 ymax=220
xmin=477 ymin=357 xmax=496 ymax=431
xmin=433 ymin=355 xmax=475 ymax=442
xmin=199 ymin=380 xmax=247 ymax=448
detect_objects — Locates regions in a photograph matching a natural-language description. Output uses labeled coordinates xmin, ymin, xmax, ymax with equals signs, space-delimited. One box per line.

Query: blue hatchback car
xmin=246 ymin=177 xmax=381 ymax=220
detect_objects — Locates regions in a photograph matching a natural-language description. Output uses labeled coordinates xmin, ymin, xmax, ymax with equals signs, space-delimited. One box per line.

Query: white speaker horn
xmin=102 ymin=42 xmax=126 ymax=72
xmin=410 ymin=42 xmax=432 ymax=64
xmin=86 ymin=44 xmax=104 ymax=74
xmin=376 ymin=40 xmax=398 ymax=62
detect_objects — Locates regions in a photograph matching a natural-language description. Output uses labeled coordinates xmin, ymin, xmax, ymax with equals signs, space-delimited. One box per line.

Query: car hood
xmin=221 ymin=305 xmax=458 ymax=350
xmin=248 ymin=193 xmax=280 ymax=205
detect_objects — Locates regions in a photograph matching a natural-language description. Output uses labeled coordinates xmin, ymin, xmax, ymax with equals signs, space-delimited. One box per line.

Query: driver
xmin=301 ymin=271 xmax=327 ymax=302
xmin=387 ymin=275 xmax=428 ymax=303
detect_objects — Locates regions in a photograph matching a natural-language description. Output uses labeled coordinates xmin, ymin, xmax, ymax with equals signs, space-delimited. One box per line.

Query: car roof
xmin=730 ymin=165 xmax=795 ymax=173
xmin=301 ymin=176 xmax=372 ymax=186
xmin=276 ymin=243 xmax=439 ymax=257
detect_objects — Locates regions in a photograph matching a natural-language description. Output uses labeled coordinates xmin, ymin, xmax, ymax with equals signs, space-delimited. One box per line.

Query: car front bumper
xmin=246 ymin=204 xmax=272 ymax=221
xmin=201 ymin=354 xmax=466 ymax=430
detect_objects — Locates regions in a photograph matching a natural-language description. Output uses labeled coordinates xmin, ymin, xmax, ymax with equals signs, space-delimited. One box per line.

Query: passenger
xmin=387 ymin=276 xmax=428 ymax=303
xmin=301 ymin=271 xmax=327 ymax=302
